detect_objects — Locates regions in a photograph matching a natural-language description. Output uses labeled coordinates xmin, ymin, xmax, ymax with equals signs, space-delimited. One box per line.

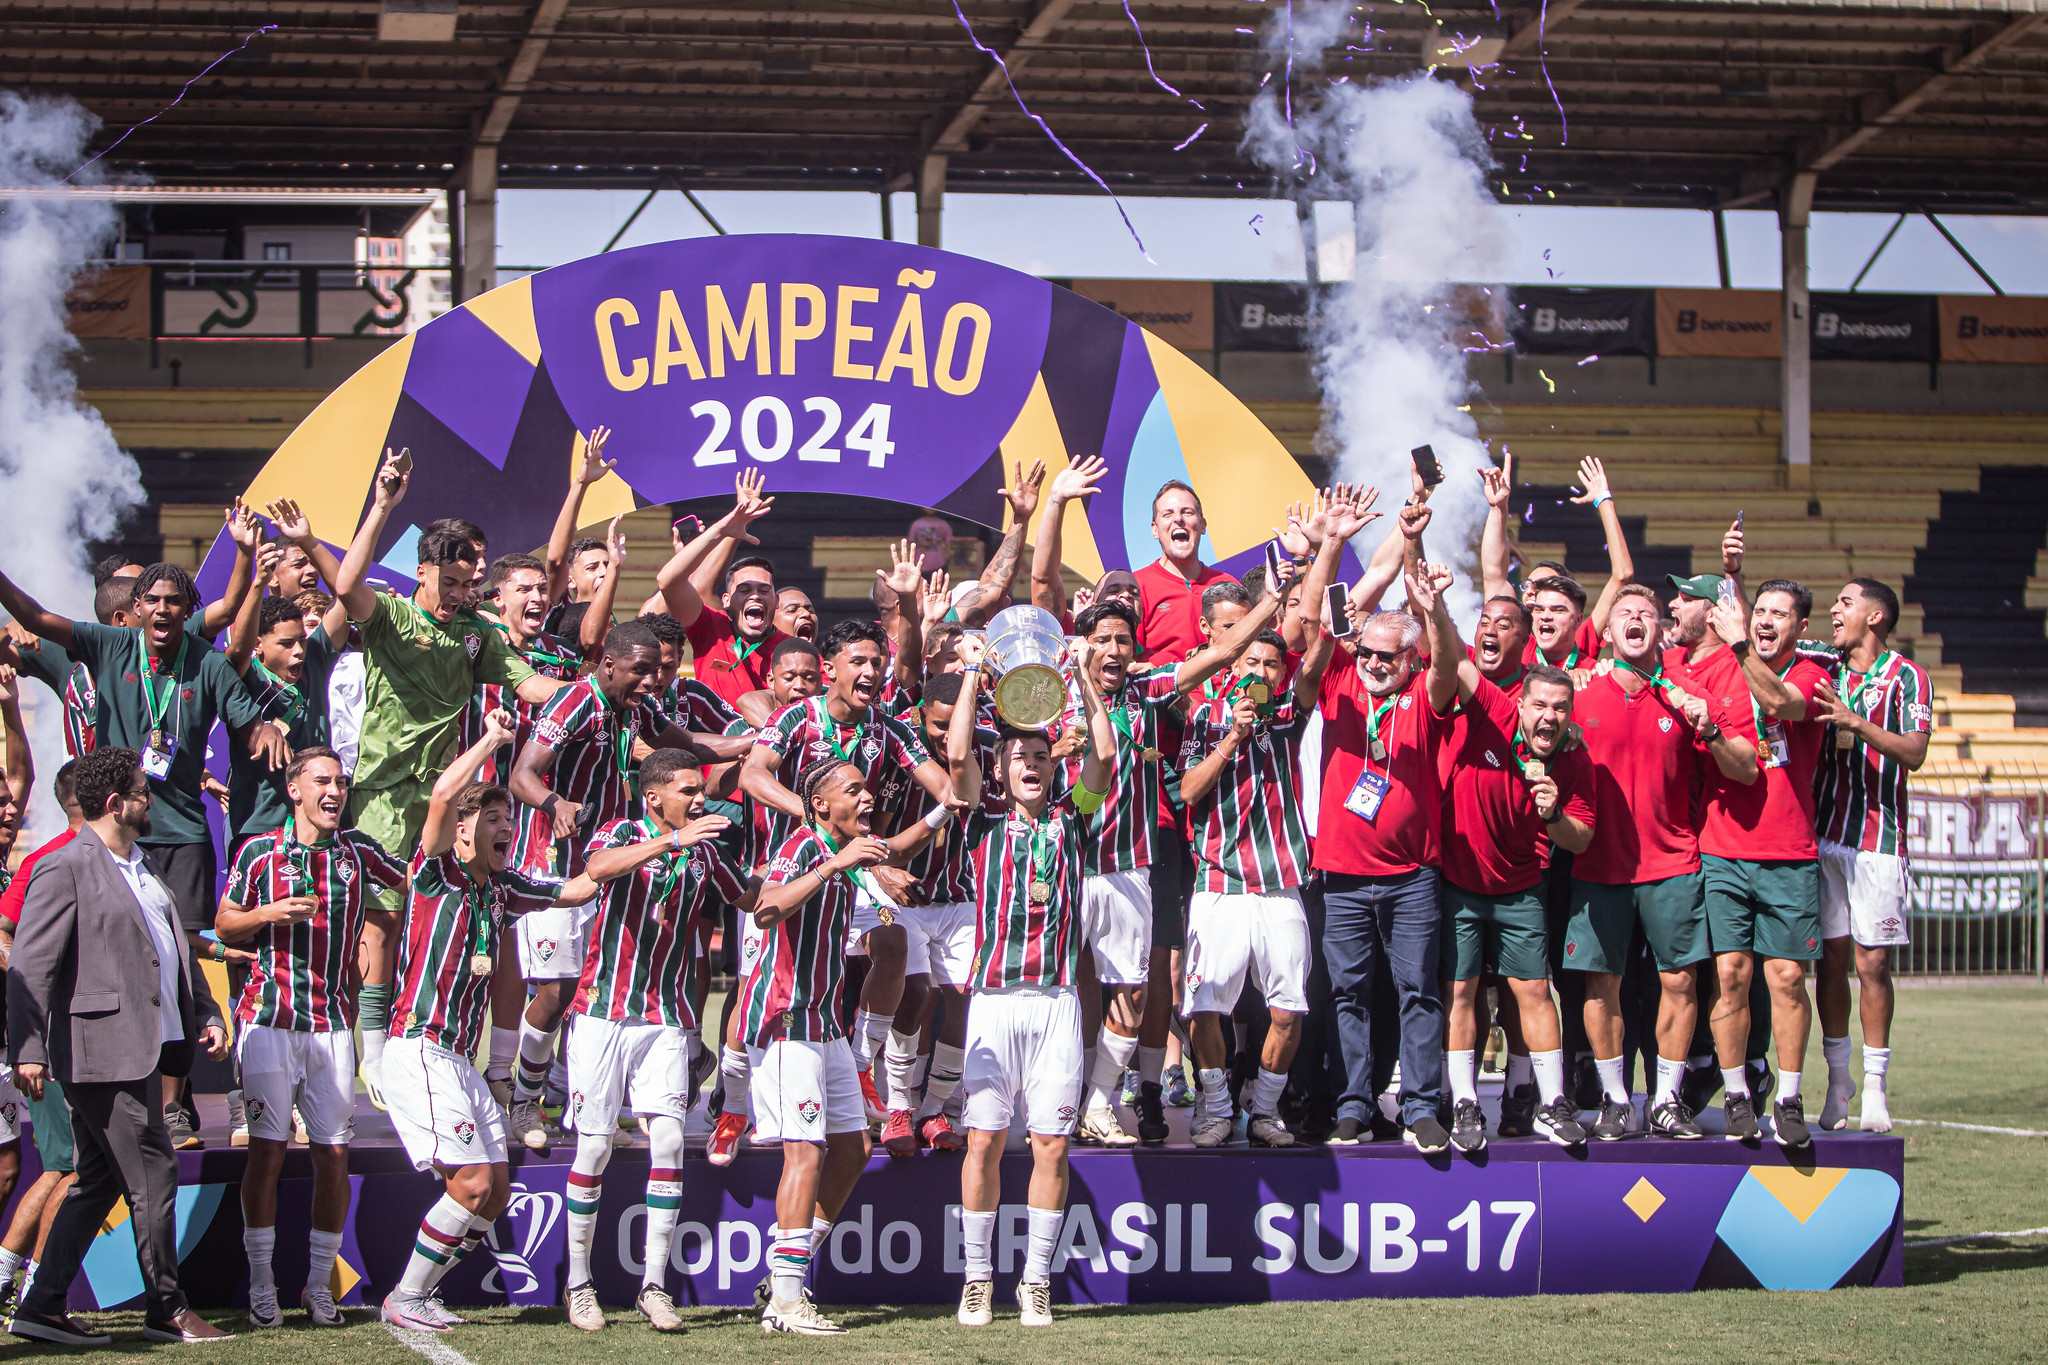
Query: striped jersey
xmin=224 ymin=826 xmax=409 ymax=1031
xmin=1062 ymin=666 xmax=1180 ymax=876
xmin=12 ymin=642 xmax=97 ymax=758
xmin=736 ymin=827 xmax=857 ymax=1046
xmin=965 ymin=799 xmax=1089 ymax=989
xmin=1813 ymin=650 xmax=1933 ymax=855
xmin=642 ymin=676 xmax=738 ymax=739
xmin=394 ymin=849 xmax=562 ymax=1056
xmin=753 ymin=695 xmax=932 ymax=845
xmin=572 ymin=818 xmax=749 ymax=1028
xmin=721 ymin=714 xmax=776 ymax=872
xmin=526 ymin=677 xmax=648 ymax=875
xmin=1182 ymin=687 xmax=1312 ymax=894
xmin=466 ymin=629 xmax=581 ymax=783
xmin=898 ymin=724 xmax=1003 ymax=906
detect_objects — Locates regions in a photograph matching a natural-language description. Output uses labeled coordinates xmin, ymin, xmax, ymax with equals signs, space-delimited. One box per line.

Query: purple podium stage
xmin=35 ymin=1089 xmax=1904 ymax=1312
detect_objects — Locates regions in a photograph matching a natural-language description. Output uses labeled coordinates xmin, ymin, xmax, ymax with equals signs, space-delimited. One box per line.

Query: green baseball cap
xmin=1666 ymin=572 xmax=1727 ymax=601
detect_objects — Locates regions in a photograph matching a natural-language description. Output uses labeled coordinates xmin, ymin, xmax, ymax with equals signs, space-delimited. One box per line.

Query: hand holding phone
xmin=1326 ymin=583 xmax=1354 ymax=639
xmin=1411 ymin=444 xmax=1444 ymax=490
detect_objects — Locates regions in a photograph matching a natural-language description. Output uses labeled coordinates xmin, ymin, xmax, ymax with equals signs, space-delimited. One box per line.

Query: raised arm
xmin=1071 ymin=640 xmax=1117 ymax=796
xmin=334 ymin=447 xmax=411 ymax=623
xmin=1294 ymin=483 xmax=1379 ymax=703
xmin=545 ymin=426 xmax=614 ymax=602
xmin=654 ymin=473 xmax=773 ymax=627
xmin=580 ymin=515 xmax=626 ymax=655
xmin=1571 ymin=457 xmax=1633 ymax=636
xmin=947 ymin=637 xmax=988 ymax=811
xmin=582 ymin=810 xmax=730 ymax=885
xmin=1408 ymin=561 xmax=1462 ymax=716
xmin=422 ymin=706 xmax=514 ymax=856
xmin=224 ymin=543 xmax=283 ymax=672
xmin=1170 ymin=587 xmax=1284 ymax=696
xmin=738 ymin=743 xmax=806 ymax=825
xmin=1031 ymin=455 xmax=1106 ymax=617
xmin=957 ymin=458 xmax=1044 ymax=627
xmin=683 ymin=468 xmax=774 ymax=611
xmin=874 ymin=538 xmax=925 ymax=697
xmin=200 ymin=498 xmax=265 ymax=637
xmin=0 ymin=572 xmax=73 ymax=650
xmin=0 ymin=666 xmax=31 ymax=805
xmin=1480 ymin=452 xmax=1514 ymax=601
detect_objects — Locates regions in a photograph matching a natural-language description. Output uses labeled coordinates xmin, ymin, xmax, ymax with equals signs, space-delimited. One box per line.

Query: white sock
xmin=884 ymin=1029 xmax=921 ymax=1113
xmin=1447 ymin=1050 xmax=1478 ymax=1106
xmin=360 ymin=1027 xmax=386 ymax=1071
xmin=1595 ymin=1056 xmax=1628 ymax=1104
xmin=1654 ymin=1057 xmax=1685 ymax=1107
xmin=399 ymin=1194 xmax=475 ymax=1295
xmin=1722 ymin=1067 xmax=1750 ymax=1098
xmin=0 ymin=1247 xmax=27 ymax=1284
xmin=1532 ymin=1050 xmax=1565 ymax=1105
xmin=513 ymin=1016 xmax=559 ymax=1102
xmin=1823 ymin=1035 xmax=1852 ymax=1082
xmin=963 ymin=1210 xmax=996 ymax=1281
xmin=852 ymin=1009 xmax=888 ymax=1070
xmin=566 ymin=1132 xmax=613 ymax=1286
xmin=244 ymin=1225 xmax=277 ymax=1294
xmin=720 ymin=1045 xmax=751 ymax=1116
xmin=1505 ymin=1053 xmax=1534 ymax=1091
xmin=770 ymin=1226 xmax=810 ymax=1303
xmin=811 ymin=1215 xmax=832 ymax=1258
xmin=919 ymin=1043 xmax=964 ymax=1119
xmin=1137 ymin=1044 xmax=1167 ymax=1088
xmin=1196 ymin=1066 xmax=1228 ymax=1121
xmin=1248 ymin=1068 xmax=1287 ymax=1119
xmin=1023 ymin=1206 xmax=1063 ymax=1284
xmin=306 ymin=1228 xmax=342 ymax=1297
xmin=1088 ymin=1028 xmax=1139 ymax=1112
xmin=644 ymin=1116 xmax=685 ymax=1287
xmin=486 ymin=1025 xmax=519 ymax=1082
xmin=21 ymin=1262 xmax=36 ymax=1298
xmin=1863 ymin=1045 xmax=1891 ymax=1086
xmin=1778 ymin=1070 xmax=1802 ymax=1102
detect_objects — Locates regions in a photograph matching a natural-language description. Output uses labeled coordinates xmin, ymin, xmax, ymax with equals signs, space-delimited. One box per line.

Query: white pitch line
xmin=1906 ymin=1225 xmax=2048 ymax=1249
xmin=1893 ymin=1118 xmax=2048 ymax=1138
xmin=383 ymin=1322 xmax=479 ymax=1365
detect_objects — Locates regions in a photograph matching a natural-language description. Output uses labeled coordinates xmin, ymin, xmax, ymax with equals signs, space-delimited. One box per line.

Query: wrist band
xmin=1591 ymin=493 xmax=1612 ymax=510
xmin=542 ymin=793 xmax=560 ymax=817
xmin=923 ymin=805 xmax=953 ymax=830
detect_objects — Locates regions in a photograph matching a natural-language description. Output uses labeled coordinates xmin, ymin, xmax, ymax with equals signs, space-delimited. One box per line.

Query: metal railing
xmin=142 ymin=260 xmax=453 ymax=339
xmin=1902 ymin=766 xmax=2047 ymax=978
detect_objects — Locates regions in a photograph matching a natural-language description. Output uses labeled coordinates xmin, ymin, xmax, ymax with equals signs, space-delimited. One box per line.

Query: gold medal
xmin=469 ymin=952 xmax=493 ymax=977
xmin=876 ymin=903 xmax=894 ymax=927
xmin=1836 ymin=727 xmax=1856 ymax=750
xmin=1139 ymin=747 xmax=1162 ymax=763
xmin=1029 ymin=879 xmax=1052 ymax=904
xmin=1245 ymin=680 xmax=1271 ymax=707
xmin=1521 ymin=760 xmax=1545 ymax=780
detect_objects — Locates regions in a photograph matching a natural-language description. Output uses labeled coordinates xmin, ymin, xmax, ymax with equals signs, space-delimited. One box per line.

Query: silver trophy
xmin=977 ymin=604 xmax=1074 ymax=730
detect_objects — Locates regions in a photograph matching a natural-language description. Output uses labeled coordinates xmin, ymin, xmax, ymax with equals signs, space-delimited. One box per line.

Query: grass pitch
xmin=61 ymin=982 xmax=2048 ymax=1365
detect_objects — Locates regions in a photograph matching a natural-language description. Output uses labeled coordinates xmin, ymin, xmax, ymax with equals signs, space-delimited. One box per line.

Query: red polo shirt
xmin=685 ymin=606 xmax=791 ymax=708
xmin=0 ymin=827 xmax=79 ymax=926
xmin=1312 ymin=665 xmax=1454 ymax=877
xmin=1135 ymin=558 xmax=1235 ymax=665
xmin=1441 ymin=678 xmax=1596 ymax=896
xmin=1666 ymin=646 xmax=1830 ymax=864
xmin=1572 ymin=670 xmax=1726 ymax=885
xmin=1522 ymin=619 xmax=1602 ymax=670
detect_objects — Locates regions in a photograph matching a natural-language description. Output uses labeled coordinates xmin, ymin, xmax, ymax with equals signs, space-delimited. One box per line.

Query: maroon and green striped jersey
xmin=1813 ymin=650 xmax=1933 ymax=856
xmin=736 ymin=827 xmax=857 ymax=1047
xmin=524 ymin=677 xmax=648 ymax=875
xmin=572 ymin=818 xmax=750 ymax=1029
xmin=1182 ymin=688 xmax=1313 ymax=894
xmin=752 ymin=695 xmax=932 ymax=847
xmin=965 ymin=799 xmax=1090 ymax=989
xmin=896 ymin=725 xmax=1003 ymax=906
xmin=393 ymin=849 xmax=562 ymax=1056
xmin=224 ymin=827 xmax=408 ymax=1032
xmin=642 ymin=676 xmax=738 ymax=738
xmin=720 ymin=714 xmax=776 ymax=873
xmin=1059 ymin=665 xmax=1180 ymax=876
xmin=466 ymin=629 xmax=581 ymax=783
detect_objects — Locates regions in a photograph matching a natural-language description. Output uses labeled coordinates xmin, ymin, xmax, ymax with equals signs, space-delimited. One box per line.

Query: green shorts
xmin=1442 ymin=883 xmax=1550 ymax=982
xmin=27 ymin=1077 xmax=73 ymax=1175
xmin=1702 ymin=855 xmax=1822 ymax=961
xmin=1564 ymin=872 xmax=1708 ymax=974
xmin=347 ymin=777 xmax=432 ymax=913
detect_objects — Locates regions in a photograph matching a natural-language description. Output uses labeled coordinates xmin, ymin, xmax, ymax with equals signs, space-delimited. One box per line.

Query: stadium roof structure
xmin=5 ymin=0 xmax=2046 ymax=213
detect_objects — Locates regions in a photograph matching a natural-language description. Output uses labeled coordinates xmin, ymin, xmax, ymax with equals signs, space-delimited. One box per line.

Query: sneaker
xmin=228 ymin=1090 xmax=249 ymax=1148
xmin=1162 ymin=1063 xmax=1194 ymax=1108
xmin=636 ymin=1284 xmax=683 ymax=1333
xmin=762 ymin=1293 xmax=844 ymax=1335
xmin=141 ymin=1309 xmax=233 ymax=1343
xmin=1572 ymin=1054 xmax=1603 ymax=1111
xmin=8 ymin=1308 xmax=113 ymax=1346
xmin=1723 ymin=1092 xmax=1761 ymax=1142
xmin=1016 ymin=1278 xmax=1053 ymax=1327
xmin=381 ymin=1292 xmax=448 ymax=1333
xmin=247 ymin=1285 xmax=282 ymax=1329
xmin=1327 ymin=1116 xmax=1365 ymax=1146
xmin=301 ymin=1285 xmax=344 ymax=1328
xmin=707 ymin=1110 xmax=747 ymax=1166
xmin=1533 ymin=1096 xmax=1589 ymax=1147
xmin=361 ymin=1053 xmax=388 ymax=1112
xmin=420 ymin=1294 xmax=465 ymax=1327
xmin=1649 ymin=1097 xmax=1705 ymax=1139
xmin=1449 ymin=1099 xmax=1487 ymax=1153
xmin=1134 ymin=1082 xmax=1169 ymax=1146
xmin=1190 ymin=1096 xmax=1233 ymax=1148
xmin=1247 ymin=1114 xmax=1294 ymax=1148
xmin=612 ymin=1126 xmax=635 ymax=1149
xmin=956 ymin=1277 xmax=993 ymax=1327
xmin=0 ymin=1269 xmax=20 ymax=1320
xmin=858 ymin=1069 xmax=888 ymax=1126
xmin=1860 ymin=1084 xmax=1893 ymax=1134
xmin=881 ymin=1109 xmax=919 ymax=1157
xmin=487 ymin=1076 xmax=513 ymax=1110
xmin=753 ymin=1274 xmax=774 ymax=1311
xmin=563 ymin=1281 xmax=604 ymax=1331
xmin=1592 ymin=1097 xmax=1633 ymax=1141
xmin=921 ymin=1112 xmax=965 ymax=1152
xmin=1497 ymin=1083 xmax=1538 ymax=1138
xmin=164 ymin=1102 xmax=201 ymax=1151
xmin=508 ymin=1098 xmax=549 ymax=1152
xmin=1773 ymin=1095 xmax=1813 ymax=1149
xmin=1077 ymin=1105 xmax=1139 ymax=1148
xmin=1405 ymin=1114 xmax=1451 ymax=1154
xmin=1119 ymin=1067 xmax=1141 ymax=1108
xmin=1680 ymin=1064 xmax=1723 ymax=1116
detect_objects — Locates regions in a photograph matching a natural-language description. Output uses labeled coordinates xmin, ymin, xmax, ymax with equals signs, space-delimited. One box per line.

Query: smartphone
xmin=389 ymin=447 xmax=413 ymax=478
xmin=1264 ymin=539 xmax=1287 ymax=592
xmin=1735 ymin=508 xmax=1744 ymax=531
xmin=671 ymin=513 xmax=702 ymax=544
xmin=1411 ymin=443 xmax=1444 ymax=489
xmin=1326 ymin=583 xmax=1354 ymax=639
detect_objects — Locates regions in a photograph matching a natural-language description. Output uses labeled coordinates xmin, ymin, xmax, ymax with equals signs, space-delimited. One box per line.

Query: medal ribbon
xmin=1835 ymin=651 xmax=1898 ymax=716
xmin=1018 ymin=810 xmax=1060 ymax=900
xmin=459 ymin=862 xmax=493 ymax=973
xmin=1610 ymin=656 xmax=1686 ymax=706
xmin=820 ymin=701 xmax=869 ymax=766
xmin=489 ymin=621 xmax=577 ymax=670
xmin=637 ymin=818 xmax=689 ymax=916
xmin=137 ymin=630 xmax=188 ymax=742
xmin=811 ymin=824 xmax=890 ymax=905
xmin=590 ymin=683 xmax=635 ymax=778
xmin=250 ymin=658 xmax=305 ymax=727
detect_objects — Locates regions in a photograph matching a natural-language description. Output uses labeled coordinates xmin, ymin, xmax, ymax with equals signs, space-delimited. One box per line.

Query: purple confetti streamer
xmin=1122 ymin=0 xmax=1202 ymax=108
xmin=1537 ymin=0 xmax=1569 ymax=146
xmin=1577 ymin=354 xmax=1599 ymax=366
xmin=1249 ymin=214 xmax=1264 ymax=236
xmin=66 ymin=23 xmax=280 ymax=181
xmin=1173 ymin=122 xmax=1210 ymax=151
xmin=950 ymin=0 xmax=1151 ymax=260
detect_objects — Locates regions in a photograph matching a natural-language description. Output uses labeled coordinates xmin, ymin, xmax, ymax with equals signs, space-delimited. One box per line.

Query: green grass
xmin=59 ymin=983 xmax=2048 ymax=1364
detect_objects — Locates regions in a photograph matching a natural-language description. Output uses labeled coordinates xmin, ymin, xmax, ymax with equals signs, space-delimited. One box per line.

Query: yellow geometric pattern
xmin=1622 ymin=1176 xmax=1666 ymax=1223
xmin=463 ymin=274 xmax=543 ymax=366
xmin=331 ymin=1254 xmax=361 ymax=1298
xmin=994 ymin=371 xmax=1105 ymax=581
xmin=244 ymin=333 xmax=415 ymax=547
xmin=1750 ymin=1165 xmax=1849 ymax=1225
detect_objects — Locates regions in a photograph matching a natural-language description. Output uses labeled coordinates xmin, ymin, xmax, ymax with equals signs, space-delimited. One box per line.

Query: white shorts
xmin=899 ymin=901 xmax=978 ymax=987
xmin=566 ymin=1013 xmax=696 ymax=1134
xmin=963 ymin=985 xmax=1083 ymax=1136
xmin=1079 ymin=869 xmax=1153 ymax=986
xmin=0 ymin=1070 xmax=20 ymax=1146
xmin=383 ymin=1035 xmax=510 ymax=1171
xmin=237 ymin=1024 xmax=357 ymax=1144
xmin=518 ymin=903 xmax=592 ymax=979
xmin=1818 ymin=839 xmax=1911 ymax=948
xmin=1184 ymin=887 xmax=1312 ymax=1016
xmin=747 ymin=1037 xmax=865 ymax=1144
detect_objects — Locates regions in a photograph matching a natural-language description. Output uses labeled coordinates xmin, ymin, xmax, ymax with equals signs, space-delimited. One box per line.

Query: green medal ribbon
xmin=1835 ymin=651 xmax=1898 ymax=715
xmin=1015 ymin=810 xmax=1061 ymax=904
xmin=489 ymin=621 xmax=577 ymax=670
xmin=1610 ymin=656 xmax=1686 ymax=704
xmin=811 ymin=824 xmax=891 ymax=908
xmin=589 ymin=684 xmax=635 ymax=779
xmin=637 ymin=818 xmax=688 ymax=918
xmin=251 ymin=658 xmax=305 ymax=728
xmin=459 ymin=863 xmax=494 ymax=975
xmin=822 ymin=705 xmax=869 ymax=765
xmin=136 ymin=630 xmax=188 ymax=747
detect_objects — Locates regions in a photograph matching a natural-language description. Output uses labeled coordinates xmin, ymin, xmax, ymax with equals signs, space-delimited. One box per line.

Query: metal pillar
xmin=916 ymin=154 xmax=947 ymax=248
xmin=1779 ymin=172 xmax=1816 ymax=485
xmin=463 ymin=149 xmax=498 ymax=302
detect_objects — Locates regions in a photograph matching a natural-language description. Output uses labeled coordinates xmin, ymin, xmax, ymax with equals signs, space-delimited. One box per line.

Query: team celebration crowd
xmin=0 ymin=434 xmax=1930 ymax=1340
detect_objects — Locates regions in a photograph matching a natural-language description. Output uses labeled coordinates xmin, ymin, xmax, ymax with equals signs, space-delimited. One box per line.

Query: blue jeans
xmin=1322 ymin=867 xmax=1444 ymax=1126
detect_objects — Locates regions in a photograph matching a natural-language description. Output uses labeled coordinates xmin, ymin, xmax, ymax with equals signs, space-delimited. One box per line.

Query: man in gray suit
xmin=6 ymin=747 xmax=231 ymax=1345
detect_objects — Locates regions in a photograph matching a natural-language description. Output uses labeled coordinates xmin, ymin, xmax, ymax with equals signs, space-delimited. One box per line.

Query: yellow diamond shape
xmin=1623 ymin=1176 xmax=1666 ymax=1222
xmin=1749 ymin=1166 xmax=1848 ymax=1225
xmin=330 ymin=1253 xmax=361 ymax=1298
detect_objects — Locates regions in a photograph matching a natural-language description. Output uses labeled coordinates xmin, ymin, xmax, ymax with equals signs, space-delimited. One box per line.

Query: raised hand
xmin=879 ymin=538 xmax=924 ymax=597
xmin=225 ymin=497 xmax=262 ymax=550
xmin=577 ymin=426 xmax=616 ymax=486
xmin=265 ymin=497 xmax=312 ymax=544
xmin=1399 ymin=501 xmax=1433 ymax=541
xmin=1277 ymin=497 xmax=1315 ymax=557
xmin=954 ymin=632 xmax=986 ymax=671
xmin=674 ymin=813 xmax=732 ymax=848
xmin=1569 ymin=456 xmax=1612 ymax=506
xmin=1047 ymin=455 xmax=1108 ymax=504
xmin=0 ymin=664 xmax=17 ymax=706
xmin=481 ymin=706 xmax=516 ymax=748
xmin=1708 ymin=598 xmax=1747 ymax=646
xmin=607 ymin=514 xmax=627 ymax=570
xmin=1481 ymin=463 xmax=1510 ymax=511
xmin=1327 ymin=484 xmax=1382 ymax=541
xmin=1722 ymin=516 xmax=1744 ymax=575
xmin=374 ymin=447 xmax=411 ymax=509
xmin=253 ymin=542 xmax=283 ymax=589
xmin=921 ymin=568 xmax=952 ymax=628
xmin=1404 ymin=565 xmax=1441 ymax=616
xmin=1001 ymin=458 xmax=1046 ymax=523
xmin=1068 ymin=586 xmax=1095 ymax=616
xmin=730 ymin=467 xmax=775 ymax=538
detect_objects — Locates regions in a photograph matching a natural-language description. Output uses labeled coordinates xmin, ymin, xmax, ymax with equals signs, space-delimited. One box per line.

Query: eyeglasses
xmin=1357 ymin=646 xmax=1409 ymax=666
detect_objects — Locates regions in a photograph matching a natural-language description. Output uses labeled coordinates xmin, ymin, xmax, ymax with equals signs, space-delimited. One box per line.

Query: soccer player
xmin=379 ymin=709 xmax=595 ymax=1333
xmin=558 ymin=748 xmax=754 ymax=1333
xmin=1481 ymin=453 xmax=1633 ymax=668
xmin=658 ymin=470 xmax=789 ymax=708
xmin=216 ymin=747 xmax=409 ymax=1328
xmin=333 ymin=449 xmax=567 ymax=1109
xmin=741 ymin=760 xmax=941 ymax=1335
xmin=224 ymin=591 xmax=350 ymax=848
xmin=774 ymin=588 xmax=819 ymax=643
xmin=1811 ymin=578 xmax=1930 ymax=1134
xmin=1566 ymin=584 xmax=1758 ymax=1140
xmin=945 ymin=633 xmax=1114 ymax=1328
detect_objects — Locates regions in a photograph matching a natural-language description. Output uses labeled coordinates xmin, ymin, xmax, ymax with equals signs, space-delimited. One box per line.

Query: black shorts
xmin=1149 ymin=822 xmax=1193 ymax=951
xmin=143 ymin=840 xmax=219 ymax=935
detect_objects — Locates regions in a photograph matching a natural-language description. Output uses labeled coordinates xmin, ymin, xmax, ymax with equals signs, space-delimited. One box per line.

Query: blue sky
xmin=498 ymin=189 xmax=2047 ymax=294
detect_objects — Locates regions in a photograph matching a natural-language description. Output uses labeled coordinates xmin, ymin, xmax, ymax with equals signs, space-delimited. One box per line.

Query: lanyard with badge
xmin=1342 ymin=693 xmax=1399 ymax=824
xmin=137 ymin=631 xmax=188 ymax=778
xmin=1833 ymin=651 xmax=1896 ymax=752
xmin=1746 ymin=653 xmax=1801 ymax=770
xmin=1015 ymin=810 xmax=1061 ymax=905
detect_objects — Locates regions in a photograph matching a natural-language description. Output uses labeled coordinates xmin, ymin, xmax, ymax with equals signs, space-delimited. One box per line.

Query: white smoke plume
xmin=0 ymin=95 xmax=145 ymax=838
xmin=1243 ymin=17 xmax=1506 ymax=626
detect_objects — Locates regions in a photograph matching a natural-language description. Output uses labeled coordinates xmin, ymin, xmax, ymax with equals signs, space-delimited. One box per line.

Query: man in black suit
xmin=6 ymin=747 xmax=231 ymax=1345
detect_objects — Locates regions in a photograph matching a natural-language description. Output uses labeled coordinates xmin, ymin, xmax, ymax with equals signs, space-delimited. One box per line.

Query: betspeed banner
xmin=1809 ymin=293 xmax=1936 ymax=362
xmin=1214 ymin=282 xmax=1317 ymax=351
xmin=1507 ymin=288 xmax=1654 ymax=357
xmin=63 ymin=264 xmax=150 ymax=339
xmin=1069 ymin=279 xmax=1215 ymax=353
xmin=1656 ymin=289 xmax=1781 ymax=359
xmin=1938 ymin=295 xmax=2048 ymax=364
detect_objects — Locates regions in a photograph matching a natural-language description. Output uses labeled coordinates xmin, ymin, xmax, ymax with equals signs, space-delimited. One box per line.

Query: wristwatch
xmin=1699 ymin=721 xmax=1723 ymax=744
xmin=1540 ymin=806 xmax=1566 ymax=825
xmin=1730 ymin=638 xmax=1751 ymax=660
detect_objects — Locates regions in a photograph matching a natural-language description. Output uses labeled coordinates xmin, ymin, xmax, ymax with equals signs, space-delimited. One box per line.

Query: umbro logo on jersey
xmin=1484 ymin=750 xmax=1501 ymax=768
xmin=809 ymin=740 xmax=835 ymax=760
xmin=1658 ymin=717 xmax=1673 ymax=732
xmin=1058 ymin=1105 xmax=1078 ymax=1123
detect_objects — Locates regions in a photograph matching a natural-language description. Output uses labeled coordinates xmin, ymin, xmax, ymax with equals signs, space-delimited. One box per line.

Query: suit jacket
xmin=7 ymin=824 xmax=222 ymax=1085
